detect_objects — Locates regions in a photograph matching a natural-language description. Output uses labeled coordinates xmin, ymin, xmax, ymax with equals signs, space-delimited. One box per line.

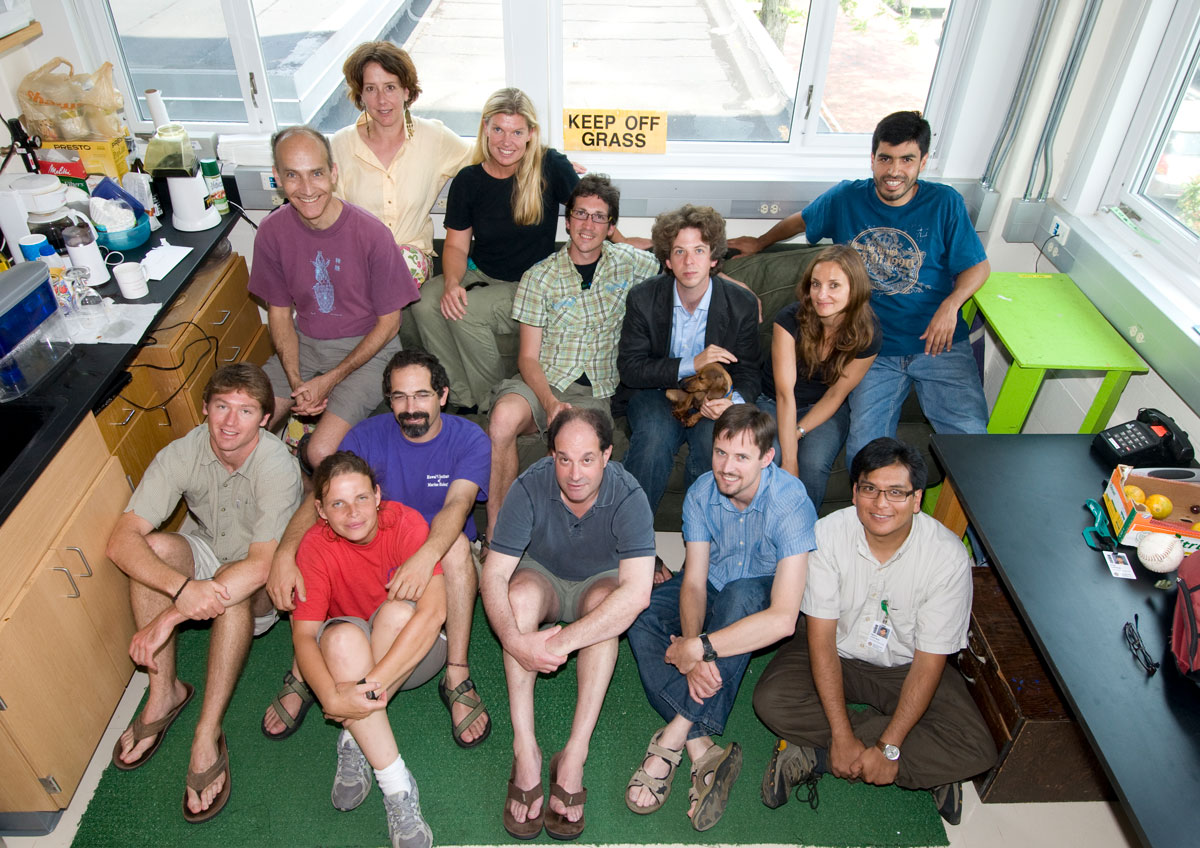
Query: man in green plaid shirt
xmin=485 ymin=174 xmax=659 ymax=542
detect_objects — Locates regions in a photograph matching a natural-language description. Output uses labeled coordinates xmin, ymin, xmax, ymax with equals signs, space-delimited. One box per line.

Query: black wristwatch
xmin=699 ymin=633 xmax=718 ymax=662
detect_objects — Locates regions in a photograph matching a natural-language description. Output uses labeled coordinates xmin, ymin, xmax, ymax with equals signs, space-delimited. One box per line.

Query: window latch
xmin=803 ymin=85 xmax=813 ymax=120
xmin=249 ymin=72 xmax=258 ymax=108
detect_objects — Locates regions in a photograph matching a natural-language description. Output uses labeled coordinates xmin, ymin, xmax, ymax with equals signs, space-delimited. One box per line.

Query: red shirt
xmin=294 ymin=501 xmax=442 ymax=621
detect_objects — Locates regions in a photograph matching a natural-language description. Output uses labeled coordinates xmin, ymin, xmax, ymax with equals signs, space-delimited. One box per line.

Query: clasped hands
xmin=665 ymin=634 xmax=722 ymax=704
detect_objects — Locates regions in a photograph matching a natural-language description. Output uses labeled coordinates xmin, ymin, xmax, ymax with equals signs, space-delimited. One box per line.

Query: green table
xmin=963 ymin=272 xmax=1146 ymax=434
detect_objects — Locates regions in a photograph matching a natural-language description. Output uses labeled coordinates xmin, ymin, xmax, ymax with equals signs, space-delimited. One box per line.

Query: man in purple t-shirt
xmin=249 ymin=126 xmax=419 ymax=471
xmin=263 ymin=351 xmax=496 ymax=753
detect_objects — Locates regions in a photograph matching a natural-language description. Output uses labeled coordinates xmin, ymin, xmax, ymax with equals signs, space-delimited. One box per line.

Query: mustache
xmin=397 ymin=412 xmax=429 ymax=422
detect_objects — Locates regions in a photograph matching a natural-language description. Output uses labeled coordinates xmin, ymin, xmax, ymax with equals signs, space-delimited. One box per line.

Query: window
xmin=80 ymin=0 xmax=971 ymax=169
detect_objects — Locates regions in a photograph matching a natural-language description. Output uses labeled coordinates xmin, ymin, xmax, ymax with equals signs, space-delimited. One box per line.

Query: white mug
xmin=113 ymin=261 xmax=150 ymax=299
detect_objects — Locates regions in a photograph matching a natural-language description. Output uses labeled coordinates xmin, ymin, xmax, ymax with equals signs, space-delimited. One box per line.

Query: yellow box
xmin=38 ymin=137 xmax=128 ymax=179
xmin=1101 ymin=464 xmax=1200 ymax=552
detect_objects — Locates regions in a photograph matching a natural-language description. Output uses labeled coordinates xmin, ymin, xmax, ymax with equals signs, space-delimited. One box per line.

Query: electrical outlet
xmin=1050 ymin=216 xmax=1070 ymax=243
xmin=434 ymin=195 xmax=448 ymax=211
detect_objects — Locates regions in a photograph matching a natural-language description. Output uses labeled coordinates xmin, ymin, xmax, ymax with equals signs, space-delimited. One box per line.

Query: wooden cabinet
xmin=0 ymin=420 xmax=134 ymax=811
xmin=96 ymin=252 xmax=268 ymax=485
xmin=957 ymin=566 xmax=1113 ymax=803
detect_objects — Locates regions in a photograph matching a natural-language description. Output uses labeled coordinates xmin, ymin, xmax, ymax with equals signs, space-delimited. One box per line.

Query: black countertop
xmin=0 ymin=213 xmax=241 ymax=524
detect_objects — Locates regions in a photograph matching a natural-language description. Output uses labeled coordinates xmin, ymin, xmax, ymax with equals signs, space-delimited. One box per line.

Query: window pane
xmin=562 ymin=0 xmax=810 ymax=143
xmin=1141 ymin=61 xmax=1200 ymax=237
xmin=281 ymin=0 xmax=505 ymax=136
xmin=107 ymin=0 xmax=249 ymax=124
xmin=819 ymin=0 xmax=950 ymax=134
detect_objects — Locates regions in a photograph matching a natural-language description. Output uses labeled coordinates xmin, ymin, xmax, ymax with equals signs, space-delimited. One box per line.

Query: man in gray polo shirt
xmin=481 ymin=407 xmax=656 ymax=841
xmin=106 ymin=363 xmax=302 ymax=822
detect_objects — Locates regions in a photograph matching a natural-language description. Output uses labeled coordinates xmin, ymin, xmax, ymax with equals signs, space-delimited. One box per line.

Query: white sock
xmin=375 ymin=754 xmax=411 ymax=796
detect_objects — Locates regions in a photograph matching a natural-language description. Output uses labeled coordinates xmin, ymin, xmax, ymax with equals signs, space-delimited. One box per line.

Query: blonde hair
xmin=472 ymin=88 xmax=546 ymax=227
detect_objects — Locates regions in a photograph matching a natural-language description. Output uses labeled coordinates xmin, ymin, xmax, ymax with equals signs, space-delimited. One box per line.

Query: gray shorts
xmin=515 ymin=556 xmax=619 ymax=623
xmin=262 ymin=329 xmax=400 ymax=426
xmin=492 ymin=377 xmax=613 ymax=435
xmin=316 ymin=603 xmax=448 ymax=692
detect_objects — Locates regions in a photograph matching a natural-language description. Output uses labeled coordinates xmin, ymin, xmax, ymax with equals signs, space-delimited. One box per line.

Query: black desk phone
xmin=1092 ymin=407 xmax=1194 ymax=467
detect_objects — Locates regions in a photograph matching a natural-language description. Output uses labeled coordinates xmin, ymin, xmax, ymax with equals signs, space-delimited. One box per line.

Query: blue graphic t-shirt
xmin=802 ymin=179 xmax=986 ymax=356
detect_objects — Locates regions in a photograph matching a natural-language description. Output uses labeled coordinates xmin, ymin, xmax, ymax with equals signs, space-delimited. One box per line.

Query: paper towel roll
xmin=0 ymin=189 xmax=31 ymax=263
xmin=145 ymin=89 xmax=170 ymax=129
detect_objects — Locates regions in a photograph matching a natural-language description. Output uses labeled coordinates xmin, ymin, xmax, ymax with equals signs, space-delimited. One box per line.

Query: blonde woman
xmin=411 ymin=88 xmax=580 ymax=412
xmin=764 ymin=244 xmax=880 ymax=507
xmin=330 ymin=41 xmax=472 ymax=287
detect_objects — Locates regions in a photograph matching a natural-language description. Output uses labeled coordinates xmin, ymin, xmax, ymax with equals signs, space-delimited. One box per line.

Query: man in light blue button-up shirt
xmin=625 ymin=405 xmax=816 ymax=832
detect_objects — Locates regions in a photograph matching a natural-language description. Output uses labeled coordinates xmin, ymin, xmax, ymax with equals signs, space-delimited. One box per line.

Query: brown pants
xmin=753 ymin=618 xmax=996 ymax=790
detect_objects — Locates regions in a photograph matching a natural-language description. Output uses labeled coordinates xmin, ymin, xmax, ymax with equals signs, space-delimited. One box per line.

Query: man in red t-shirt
xmin=292 ymin=450 xmax=446 ymax=848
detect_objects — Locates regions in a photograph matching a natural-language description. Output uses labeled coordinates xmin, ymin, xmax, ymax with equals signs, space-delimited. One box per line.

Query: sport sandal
xmin=625 ymin=728 xmax=684 ymax=815
xmin=689 ymin=741 xmax=742 ymax=832
xmin=262 ymin=670 xmax=315 ymax=740
xmin=438 ymin=675 xmax=491 ymax=748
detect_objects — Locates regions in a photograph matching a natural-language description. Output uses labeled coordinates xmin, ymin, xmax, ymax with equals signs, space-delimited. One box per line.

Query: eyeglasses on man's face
xmin=568 ymin=208 xmax=611 ymax=224
xmin=388 ymin=390 xmax=437 ymax=404
xmin=855 ymin=482 xmax=916 ymax=502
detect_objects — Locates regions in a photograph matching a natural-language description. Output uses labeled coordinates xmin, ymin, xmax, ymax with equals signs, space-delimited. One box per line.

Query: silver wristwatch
xmin=876 ymin=739 xmax=901 ymax=761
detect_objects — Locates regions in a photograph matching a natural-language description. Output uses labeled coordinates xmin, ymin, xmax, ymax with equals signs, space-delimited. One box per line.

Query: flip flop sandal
xmin=261 ymin=670 xmax=315 ymax=740
xmin=438 ymin=675 xmax=492 ymax=748
xmin=111 ymin=682 xmax=195 ymax=771
xmin=689 ymin=741 xmax=742 ymax=832
xmin=183 ymin=732 xmax=231 ymax=824
xmin=502 ymin=762 xmax=544 ymax=840
xmin=545 ymin=751 xmax=587 ymax=841
xmin=625 ymin=728 xmax=684 ymax=815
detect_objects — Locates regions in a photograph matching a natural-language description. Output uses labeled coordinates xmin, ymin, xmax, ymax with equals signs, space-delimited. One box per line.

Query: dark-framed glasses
xmin=1123 ymin=614 xmax=1160 ymax=676
xmin=568 ymin=208 xmax=611 ymax=224
xmin=855 ymin=482 xmax=915 ymax=502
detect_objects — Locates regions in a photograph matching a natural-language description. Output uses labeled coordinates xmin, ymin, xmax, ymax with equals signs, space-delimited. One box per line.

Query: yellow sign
xmin=563 ymin=109 xmax=667 ymax=153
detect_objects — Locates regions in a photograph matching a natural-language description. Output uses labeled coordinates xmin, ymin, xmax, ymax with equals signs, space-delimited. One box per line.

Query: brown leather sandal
xmin=545 ymin=751 xmax=587 ymax=840
xmin=111 ymin=682 xmax=195 ymax=771
xmin=502 ymin=762 xmax=544 ymax=841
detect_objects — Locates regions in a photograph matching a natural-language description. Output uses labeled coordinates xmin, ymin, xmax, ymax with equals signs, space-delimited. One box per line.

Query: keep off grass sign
xmin=563 ymin=109 xmax=667 ymax=153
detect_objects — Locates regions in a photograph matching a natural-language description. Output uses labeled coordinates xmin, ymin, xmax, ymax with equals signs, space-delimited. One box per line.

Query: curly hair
xmin=342 ymin=41 xmax=421 ymax=111
xmin=312 ymin=450 xmax=379 ymax=504
xmin=650 ymin=205 xmax=727 ymax=275
xmin=793 ymin=244 xmax=877 ymax=384
xmin=472 ymin=88 xmax=547 ymax=227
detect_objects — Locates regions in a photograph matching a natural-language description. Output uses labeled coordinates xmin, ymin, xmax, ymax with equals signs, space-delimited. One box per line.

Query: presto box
xmin=1102 ymin=465 xmax=1200 ymax=552
xmin=37 ymin=136 xmax=129 ymax=179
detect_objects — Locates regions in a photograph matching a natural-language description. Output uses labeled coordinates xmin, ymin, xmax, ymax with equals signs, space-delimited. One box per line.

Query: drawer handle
xmin=114 ymin=408 xmax=135 ymax=426
xmin=65 ymin=546 xmax=93 ymax=577
xmin=211 ymin=310 xmax=231 ymax=326
xmin=53 ymin=567 xmax=80 ymax=598
xmin=126 ymin=473 xmax=135 ymax=493
xmin=156 ymin=407 xmax=172 ymax=428
xmin=222 ymin=345 xmax=241 ymax=363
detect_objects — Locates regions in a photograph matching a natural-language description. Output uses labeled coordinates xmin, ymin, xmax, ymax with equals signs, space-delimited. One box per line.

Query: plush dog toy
xmin=665 ymin=363 xmax=733 ymax=427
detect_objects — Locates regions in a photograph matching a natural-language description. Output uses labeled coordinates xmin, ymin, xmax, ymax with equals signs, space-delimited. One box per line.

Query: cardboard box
xmin=38 ymin=137 xmax=128 ymax=179
xmin=1102 ymin=465 xmax=1200 ymax=552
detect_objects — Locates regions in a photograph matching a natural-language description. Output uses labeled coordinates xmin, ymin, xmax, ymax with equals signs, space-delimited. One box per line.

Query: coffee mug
xmin=113 ymin=261 xmax=150 ymax=299
xmin=18 ymin=233 xmax=48 ymax=261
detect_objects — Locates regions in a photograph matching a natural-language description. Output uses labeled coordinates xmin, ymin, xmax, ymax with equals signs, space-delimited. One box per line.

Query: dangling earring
xmin=404 ymin=106 xmax=415 ymax=139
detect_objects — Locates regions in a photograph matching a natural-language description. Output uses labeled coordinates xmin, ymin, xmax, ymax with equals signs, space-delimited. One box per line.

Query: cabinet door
xmin=0 ymin=553 xmax=125 ymax=808
xmin=0 ymin=724 xmax=54 ymax=812
xmin=112 ymin=406 xmax=174 ymax=488
xmin=51 ymin=458 xmax=137 ymax=680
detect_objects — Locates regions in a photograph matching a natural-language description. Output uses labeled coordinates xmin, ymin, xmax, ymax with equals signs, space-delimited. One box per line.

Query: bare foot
xmin=508 ymin=746 xmax=543 ymax=824
xmin=185 ymin=731 xmax=226 ymax=815
xmin=549 ymin=750 xmax=586 ymax=822
xmin=444 ymin=664 xmax=490 ymax=744
xmin=116 ymin=679 xmax=190 ymax=765
xmin=262 ymin=690 xmax=304 ymax=736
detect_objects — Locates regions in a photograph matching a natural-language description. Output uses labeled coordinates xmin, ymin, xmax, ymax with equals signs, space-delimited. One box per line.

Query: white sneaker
xmin=383 ymin=772 xmax=432 ymax=848
xmin=331 ymin=735 xmax=372 ymax=811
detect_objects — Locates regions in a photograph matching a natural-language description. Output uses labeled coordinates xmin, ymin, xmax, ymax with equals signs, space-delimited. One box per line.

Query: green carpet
xmin=74 ymin=601 xmax=949 ymax=847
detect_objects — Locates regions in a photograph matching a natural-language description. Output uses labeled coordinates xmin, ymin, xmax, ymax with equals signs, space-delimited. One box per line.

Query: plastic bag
xmin=18 ymin=57 xmax=126 ymax=141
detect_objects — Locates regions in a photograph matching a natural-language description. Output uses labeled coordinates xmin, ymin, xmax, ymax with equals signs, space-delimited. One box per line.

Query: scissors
xmin=1082 ymin=498 xmax=1117 ymax=552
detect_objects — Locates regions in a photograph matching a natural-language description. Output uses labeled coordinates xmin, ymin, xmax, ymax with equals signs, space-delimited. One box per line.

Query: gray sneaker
xmin=331 ymin=735 xmax=372 ymax=811
xmin=383 ymin=774 xmax=432 ymax=848
xmin=760 ymin=739 xmax=821 ymax=809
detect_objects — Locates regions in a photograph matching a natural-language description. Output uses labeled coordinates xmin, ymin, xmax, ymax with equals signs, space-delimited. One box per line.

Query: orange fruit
xmin=1193 ymin=521 xmax=1200 ymax=533
xmin=1146 ymin=493 xmax=1174 ymax=520
xmin=1124 ymin=485 xmax=1146 ymax=505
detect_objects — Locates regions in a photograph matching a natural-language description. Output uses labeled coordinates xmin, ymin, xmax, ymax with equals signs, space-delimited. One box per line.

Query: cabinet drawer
xmin=246 ymin=322 xmax=274 ymax=366
xmin=194 ymin=256 xmax=251 ymax=345
xmin=107 ymin=406 xmax=173 ymax=488
xmin=143 ymin=253 xmax=238 ymax=355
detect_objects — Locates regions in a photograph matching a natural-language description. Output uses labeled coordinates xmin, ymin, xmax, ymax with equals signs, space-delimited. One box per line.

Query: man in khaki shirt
xmin=106 ymin=363 xmax=302 ymax=823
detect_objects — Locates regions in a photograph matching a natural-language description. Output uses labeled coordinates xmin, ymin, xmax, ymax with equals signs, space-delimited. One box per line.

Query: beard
xmin=397 ymin=412 xmax=431 ymax=438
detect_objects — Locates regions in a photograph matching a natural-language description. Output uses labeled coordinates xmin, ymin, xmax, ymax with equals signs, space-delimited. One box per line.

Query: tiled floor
xmin=2 ymin=532 xmax=1140 ymax=848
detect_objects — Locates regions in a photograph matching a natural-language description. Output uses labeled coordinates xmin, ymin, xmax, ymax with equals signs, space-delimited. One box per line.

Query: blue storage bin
xmin=0 ymin=263 xmax=58 ymax=358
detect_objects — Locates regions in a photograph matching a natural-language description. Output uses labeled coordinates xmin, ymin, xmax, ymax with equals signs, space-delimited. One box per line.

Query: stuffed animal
xmin=665 ymin=363 xmax=733 ymax=427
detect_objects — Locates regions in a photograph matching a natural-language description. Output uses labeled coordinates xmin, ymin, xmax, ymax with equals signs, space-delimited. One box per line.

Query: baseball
xmin=1136 ymin=534 xmax=1185 ymax=573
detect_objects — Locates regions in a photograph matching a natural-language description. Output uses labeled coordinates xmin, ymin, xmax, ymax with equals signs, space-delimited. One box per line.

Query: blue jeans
xmin=846 ymin=339 xmax=988 ymax=464
xmin=627 ymin=574 xmax=775 ymax=740
xmin=756 ymin=395 xmax=849 ymax=509
xmin=623 ymin=389 xmax=715 ymax=514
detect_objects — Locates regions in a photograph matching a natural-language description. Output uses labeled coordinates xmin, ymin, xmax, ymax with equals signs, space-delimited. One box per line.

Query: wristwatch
xmin=876 ymin=739 xmax=901 ymax=761
xmin=699 ymin=633 xmax=718 ymax=662
xmin=796 ymin=425 xmax=807 ymax=440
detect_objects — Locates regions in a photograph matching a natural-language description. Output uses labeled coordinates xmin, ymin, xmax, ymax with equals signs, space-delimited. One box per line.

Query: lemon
xmin=1146 ymin=493 xmax=1174 ymax=520
xmin=1124 ymin=485 xmax=1146 ymax=505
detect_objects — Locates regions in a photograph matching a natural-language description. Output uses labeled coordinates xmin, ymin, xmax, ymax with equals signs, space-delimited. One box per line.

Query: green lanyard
xmin=881 ymin=599 xmax=890 ymax=624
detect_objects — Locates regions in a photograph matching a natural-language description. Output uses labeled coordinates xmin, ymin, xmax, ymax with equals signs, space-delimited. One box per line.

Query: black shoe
xmin=760 ymin=739 xmax=821 ymax=809
xmin=931 ymin=781 xmax=963 ymax=826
